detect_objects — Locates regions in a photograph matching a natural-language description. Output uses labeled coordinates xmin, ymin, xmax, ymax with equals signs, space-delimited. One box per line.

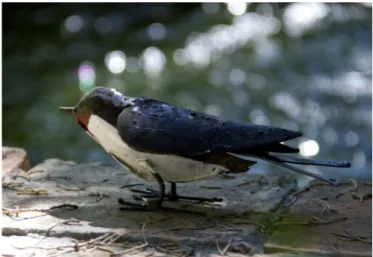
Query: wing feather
xmin=117 ymin=98 xmax=302 ymax=155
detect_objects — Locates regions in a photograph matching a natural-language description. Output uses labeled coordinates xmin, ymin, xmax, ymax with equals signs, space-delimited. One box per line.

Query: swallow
xmin=59 ymin=87 xmax=351 ymax=210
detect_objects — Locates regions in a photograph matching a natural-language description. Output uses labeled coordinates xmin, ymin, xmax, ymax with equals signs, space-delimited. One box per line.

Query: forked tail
xmin=228 ymin=152 xmax=351 ymax=186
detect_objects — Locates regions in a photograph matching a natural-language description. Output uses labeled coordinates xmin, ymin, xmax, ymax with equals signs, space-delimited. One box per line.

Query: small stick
xmin=120 ymin=183 xmax=144 ymax=188
xmin=16 ymin=188 xmax=48 ymax=195
xmin=12 ymin=218 xmax=82 ymax=250
xmin=236 ymin=176 xmax=264 ymax=187
xmin=216 ymin=237 xmax=233 ymax=256
xmin=199 ymin=185 xmax=222 ymax=189
xmin=57 ymin=184 xmax=87 ymax=191
xmin=3 ymin=204 xmax=78 ymax=216
xmin=88 ymin=192 xmax=110 ymax=202
xmin=310 ymin=216 xmax=347 ymax=225
xmin=111 ymin=223 xmax=148 ymax=256
xmin=332 ymin=230 xmax=372 ymax=244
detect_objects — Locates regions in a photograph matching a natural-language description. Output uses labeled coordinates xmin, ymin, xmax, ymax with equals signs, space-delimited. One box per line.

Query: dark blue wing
xmin=117 ymin=98 xmax=302 ymax=156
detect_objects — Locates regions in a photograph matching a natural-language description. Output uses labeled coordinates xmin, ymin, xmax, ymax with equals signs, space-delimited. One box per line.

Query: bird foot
xmin=117 ymin=198 xmax=161 ymax=211
xmin=117 ymin=198 xmax=209 ymax=215
xmin=130 ymin=188 xmax=223 ymax=203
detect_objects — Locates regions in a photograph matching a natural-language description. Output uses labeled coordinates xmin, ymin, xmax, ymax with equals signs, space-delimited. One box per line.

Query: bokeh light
xmin=105 ymin=51 xmax=126 ymax=74
xmin=229 ymin=68 xmax=246 ymax=86
xmin=299 ymin=140 xmax=320 ymax=157
xmin=173 ymin=49 xmax=188 ymax=66
xmin=78 ymin=63 xmax=96 ymax=93
xmin=344 ymin=131 xmax=359 ymax=147
xmin=283 ymin=3 xmax=329 ymax=37
xmin=227 ymin=2 xmax=247 ymax=16
xmin=147 ymin=23 xmax=167 ymax=40
xmin=249 ymin=109 xmax=271 ymax=126
xmin=142 ymin=47 xmax=166 ymax=76
xmin=64 ymin=15 xmax=84 ymax=33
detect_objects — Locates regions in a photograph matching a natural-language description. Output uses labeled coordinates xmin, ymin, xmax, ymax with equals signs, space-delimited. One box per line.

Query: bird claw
xmin=118 ymin=198 xmax=161 ymax=211
xmin=130 ymin=187 xmax=223 ymax=203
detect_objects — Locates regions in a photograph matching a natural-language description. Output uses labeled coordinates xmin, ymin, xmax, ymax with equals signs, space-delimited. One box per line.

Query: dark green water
xmin=3 ymin=3 xmax=372 ymax=183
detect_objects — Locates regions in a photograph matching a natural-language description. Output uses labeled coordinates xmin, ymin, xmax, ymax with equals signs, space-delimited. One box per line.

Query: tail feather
xmin=227 ymin=152 xmax=349 ymax=186
xmin=267 ymin=153 xmax=351 ymax=167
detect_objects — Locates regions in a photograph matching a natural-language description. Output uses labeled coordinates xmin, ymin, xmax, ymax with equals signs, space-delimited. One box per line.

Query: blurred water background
xmin=3 ymin=3 xmax=372 ymax=184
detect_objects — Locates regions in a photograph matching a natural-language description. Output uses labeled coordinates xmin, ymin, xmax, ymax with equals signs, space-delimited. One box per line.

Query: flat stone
xmin=265 ymin=181 xmax=372 ymax=256
xmin=2 ymin=146 xmax=30 ymax=179
xmin=3 ymin=159 xmax=297 ymax=257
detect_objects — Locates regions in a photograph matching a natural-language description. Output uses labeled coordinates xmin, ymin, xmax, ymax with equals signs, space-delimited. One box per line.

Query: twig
xmin=12 ymin=218 xmax=82 ymax=250
xmin=2 ymin=180 xmax=24 ymax=189
xmin=334 ymin=179 xmax=358 ymax=198
xmin=315 ymin=199 xmax=337 ymax=213
xmin=57 ymin=184 xmax=87 ymax=191
xmin=16 ymin=188 xmax=48 ymax=195
xmin=236 ymin=175 xmax=264 ymax=187
xmin=216 ymin=237 xmax=233 ymax=256
xmin=120 ymin=183 xmax=144 ymax=188
xmin=88 ymin=192 xmax=110 ymax=202
xmin=350 ymin=191 xmax=372 ymax=203
xmin=10 ymin=169 xmax=43 ymax=182
xmin=273 ymin=220 xmax=309 ymax=226
xmin=3 ymin=204 xmax=78 ymax=216
xmin=169 ymin=224 xmax=215 ymax=231
xmin=153 ymin=245 xmax=185 ymax=254
xmin=310 ymin=216 xmax=347 ymax=225
xmin=281 ymin=184 xmax=316 ymax=208
xmin=228 ymin=220 xmax=267 ymax=230
xmin=110 ymin=223 xmax=148 ymax=256
xmin=97 ymin=246 xmax=116 ymax=254
xmin=332 ymin=230 xmax=372 ymax=244
xmin=48 ymin=233 xmax=113 ymax=257
xmin=199 ymin=185 xmax=222 ymax=189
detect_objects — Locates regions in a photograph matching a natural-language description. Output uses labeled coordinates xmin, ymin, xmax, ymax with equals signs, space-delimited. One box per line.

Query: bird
xmin=59 ymin=86 xmax=351 ymax=210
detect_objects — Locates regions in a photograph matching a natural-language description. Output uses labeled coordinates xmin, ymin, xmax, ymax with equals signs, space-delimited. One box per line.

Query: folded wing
xmin=117 ymin=98 xmax=302 ymax=156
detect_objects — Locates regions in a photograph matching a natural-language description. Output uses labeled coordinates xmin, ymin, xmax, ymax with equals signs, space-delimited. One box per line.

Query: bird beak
xmin=59 ymin=106 xmax=75 ymax=115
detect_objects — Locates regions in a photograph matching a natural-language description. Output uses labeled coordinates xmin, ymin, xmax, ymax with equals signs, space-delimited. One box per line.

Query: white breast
xmin=86 ymin=114 xmax=226 ymax=182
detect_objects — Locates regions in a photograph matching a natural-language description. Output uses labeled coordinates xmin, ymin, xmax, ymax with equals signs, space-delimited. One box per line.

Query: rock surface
xmin=266 ymin=181 xmax=372 ymax=256
xmin=3 ymin=158 xmax=296 ymax=257
xmin=2 ymin=155 xmax=371 ymax=257
xmin=2 ymin=147 xmax=30 ymax=179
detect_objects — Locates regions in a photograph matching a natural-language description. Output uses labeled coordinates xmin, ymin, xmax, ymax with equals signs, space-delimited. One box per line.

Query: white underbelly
xmin=87 ymin=115 xmax=227 ymax=182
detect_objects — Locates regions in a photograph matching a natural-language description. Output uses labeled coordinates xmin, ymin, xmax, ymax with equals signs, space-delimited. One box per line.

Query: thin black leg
xmin=118 ymin=172 xmax=166 ymax=211
xmin=154 ymin=173 xmax=165 ymax=207
xmin=169 ymin=182 xmax=178 ymax=201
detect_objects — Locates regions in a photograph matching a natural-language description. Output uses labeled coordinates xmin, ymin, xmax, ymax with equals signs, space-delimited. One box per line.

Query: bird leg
xmin=118 ymin=159 xmax=165 ymax=211
xmin=131 ymin=182 xmax=223 ymax=203
xmin=119 ymin=160 xmax=223 ymax=211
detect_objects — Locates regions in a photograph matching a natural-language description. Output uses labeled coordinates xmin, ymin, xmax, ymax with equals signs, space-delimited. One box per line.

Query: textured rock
xmin=2 ymin=147 xmax=30 ymax=179
xmin=3 ymin=158 xmax=297 ymax=257
xmin=4 ymin=158 xmax=369 ymax=257
xmin=265 ymin=181 xmax=372 ymax=256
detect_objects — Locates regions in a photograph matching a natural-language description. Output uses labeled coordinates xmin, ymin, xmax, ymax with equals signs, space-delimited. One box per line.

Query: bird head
xmin=59 ymin=87 xmax=134 ymax=130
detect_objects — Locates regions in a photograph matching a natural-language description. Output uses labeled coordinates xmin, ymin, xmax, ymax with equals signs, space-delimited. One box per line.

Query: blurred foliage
xmin=3 ymin=3 xmax=372 ymax=182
